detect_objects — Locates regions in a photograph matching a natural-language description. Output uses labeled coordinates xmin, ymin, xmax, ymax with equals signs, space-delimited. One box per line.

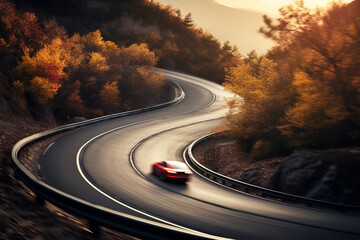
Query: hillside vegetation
xmin=222 ymin=0 xmax=360 ymax=158
xmin=0 ymin=0 xmax=171 ymax=122
xmin=0 ymin=1 xmax=236 ymax=237
xmin=1 ymin=0 xmax=239 ymax=123
xmin=13 ymin=0 xmax=239 ymax=84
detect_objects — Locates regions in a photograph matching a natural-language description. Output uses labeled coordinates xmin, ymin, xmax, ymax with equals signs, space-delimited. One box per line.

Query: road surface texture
xmin=40 ymin=70 xmax=360 ymax=240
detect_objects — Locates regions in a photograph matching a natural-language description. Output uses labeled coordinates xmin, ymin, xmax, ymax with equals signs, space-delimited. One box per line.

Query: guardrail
xmin=11 ymin=77 xmax=224 ymax=240
xmin=186 ymin=133 xmax=360 ymax=214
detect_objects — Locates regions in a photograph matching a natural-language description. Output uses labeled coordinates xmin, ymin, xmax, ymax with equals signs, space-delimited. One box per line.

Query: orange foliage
xmin=16 ymin=38 xmax=71 ymax=82
xmin=0 ymin=0 xmax=65 ymax=55
xmin=222 ymin=0 xmax=360 ymax=152
xmin=119 ymin=43 xmax=158 ymax=67
xmin=28 ymin=76 xmax=61 ymax=105
xmin=0 ymin=1 xmax=174 ymax=119
xmin=223 ymin=55 xmax=288 ymax=148
xmin=64 ymin=80 xmax=86 ymax=117
xmin=89 ymin=52 xmax=109 ymax=72
xmin=262 ymin=1 xmax=360 ymax=147
xmin=278 ymin=70 xmax=348 ymax=147
xmin=98 ymin=81 xmax=121 ymax=114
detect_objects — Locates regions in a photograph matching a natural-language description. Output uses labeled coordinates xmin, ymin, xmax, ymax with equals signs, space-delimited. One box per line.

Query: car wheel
xmin=152 ymin=166 xmax=157 ymax=175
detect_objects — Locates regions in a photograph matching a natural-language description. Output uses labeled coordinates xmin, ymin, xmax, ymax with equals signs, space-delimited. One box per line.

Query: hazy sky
xmin=214 ymin=0 xmax=353 ymax=14
xmin=155 ymin=0 xmax=353 ymax=54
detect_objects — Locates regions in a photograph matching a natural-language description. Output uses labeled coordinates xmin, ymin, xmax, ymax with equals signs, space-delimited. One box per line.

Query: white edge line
xmin=76 ymin=122 xmax=231 ymax=239
xmin=43 ymin=142 xmax=55 ymax=156
xmin=76 ymin=128 xmax=185 ymax=228
xmin=74 ymin=92 xmax=232 ymax=239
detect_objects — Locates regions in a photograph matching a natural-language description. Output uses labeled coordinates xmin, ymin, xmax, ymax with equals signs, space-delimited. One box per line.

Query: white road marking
xmin=75 ymin=80 xmax=232 ymax=239
xmin=43 ymin=142 xmax=55 ymax=156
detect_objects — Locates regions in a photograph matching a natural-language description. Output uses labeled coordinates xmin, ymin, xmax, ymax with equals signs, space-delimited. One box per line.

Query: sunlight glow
xmin=213 ymin=0 xmax=353 ymax=14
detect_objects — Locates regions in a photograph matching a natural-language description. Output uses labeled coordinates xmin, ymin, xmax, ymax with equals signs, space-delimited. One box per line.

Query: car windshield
xmin=168 ymin=161 xmax=188 ymax=170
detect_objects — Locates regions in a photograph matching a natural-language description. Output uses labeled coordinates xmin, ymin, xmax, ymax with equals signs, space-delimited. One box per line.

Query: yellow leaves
xmin=156 ymin=40 xmax=179 ymax=58
xmin=67 ymin=29 xmax=162 ymax=112
xmin=82 ymin=30 xmax=121 ymax=60
xmin=66 ymin=82 xmax=82 ymax=103
xmin=16 ymin=48 xmax=36 ymax=75
xmin=222 ymin=55 xmax=286 ymax=145
xmin=82 ymin=30 xmax=105 ymax=51
xmin=11 ymin=25 xmax=163 ymax=112
xmin=294 ymin=71 xmax=346 ymax=123
xmin=62 ymin=34 xmax=84 ymax=69
xmin=258 ymin=57 xmax=278 ymax=88
xmin=66 ymin=90 xmax=85 ymax=115
xmin=89 ymin=52 xmax=109 ymax=71
xmin=220 ymin=1 xmax=360 ymax=151
xmin=103 ymin=40 xmax=121 ymax=58
xmin=35 ymin=39 xmax=67 ymax=75
xmin=225 ymin=63 xmax=253 ymax=90
xmin=63 ymin=80 xmax=86 ymax=116
xmin=16 ymin=38 xmax=67 ymax=105
xmin=119 ymin=43 xmax=157 ymax=67
xmin=99 ymin=81 xmax=120 ymax=99
xmin=135 ymin=66 xmax=164 ymax=89
xmin=98 ymin=81 xmax=121 ymax=114
xmin=28 ymin=76 xmax=61 ymax=105
xmin=226 ymin=96 xmax=243 ymax=113
xmin=11 ymin=80 xmax=25 ymax=96
xmin=273 ymin=2 xmax=360 ymax=146
xmin=17 ymin=38 xmax=70 ymax=83
xmin=224 ymin=57 xmax=278 ymax=107
xmin=279 ymin=70 xmax=347 ymax=139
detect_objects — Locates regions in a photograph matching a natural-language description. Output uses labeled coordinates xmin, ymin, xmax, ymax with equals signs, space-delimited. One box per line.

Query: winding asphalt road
xmin=40 ymin=70 xmax=360 ymax=239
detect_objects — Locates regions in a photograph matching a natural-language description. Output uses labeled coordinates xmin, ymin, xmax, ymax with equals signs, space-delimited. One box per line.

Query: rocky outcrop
xmin=262 ymin=150 xmax=360 ymax=205
xmin=239 ymin=168 xmax=258 ymax=184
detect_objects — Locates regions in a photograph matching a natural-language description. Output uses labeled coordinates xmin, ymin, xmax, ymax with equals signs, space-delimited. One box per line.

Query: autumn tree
xmin=27 ymin=76 xmax=61 ymax=105
xmin=15 ymin=38 xmax=72 ymax=105
xmin=223 ymin=54 xmax=293 ymax=158
xmin=223 ymin=0 xmax=360 ymax=158
xmin=0 ymin=0 xmax=65 ymax=56
xmin=279 ymin=71 xmax=349 ymax=147
xmin=58 ymin=30 xmax=165 ymax=116
xmin=3 ymin=0 xmax=235 ymax=122
xmin=183 ymin=13 xmax=195 ymax=27
xmin=261 ymin=0 xmax=360 ymax=148
xmin=98 ymin=81 xmax=121 ymax=114
xmin=60 ymin=80 xmax=86 ymax=118
xmin=116 ymin=42 xmax=165 ymax=108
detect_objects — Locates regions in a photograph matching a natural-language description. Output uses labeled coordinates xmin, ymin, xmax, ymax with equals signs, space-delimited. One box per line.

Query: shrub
xmin=251 ymin=140 xmax=273 ymax=160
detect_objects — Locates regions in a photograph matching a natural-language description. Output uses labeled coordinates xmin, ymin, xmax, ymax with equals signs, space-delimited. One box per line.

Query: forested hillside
xmin=222 ymin=0 xmax=360 ymax=158
xmin=13 ymin=0 xmax=239 ymax=84
xmin=0 ymin=0 xmax=239 ymax=123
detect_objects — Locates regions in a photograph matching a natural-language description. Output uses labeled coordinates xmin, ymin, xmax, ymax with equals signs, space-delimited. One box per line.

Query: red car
xmin=152 ymin=160 xmax=193 ymax=182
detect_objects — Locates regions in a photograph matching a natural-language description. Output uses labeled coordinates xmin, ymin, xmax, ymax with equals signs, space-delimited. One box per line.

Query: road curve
xmin=40 ymin=70 xmax=360 ymax=239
